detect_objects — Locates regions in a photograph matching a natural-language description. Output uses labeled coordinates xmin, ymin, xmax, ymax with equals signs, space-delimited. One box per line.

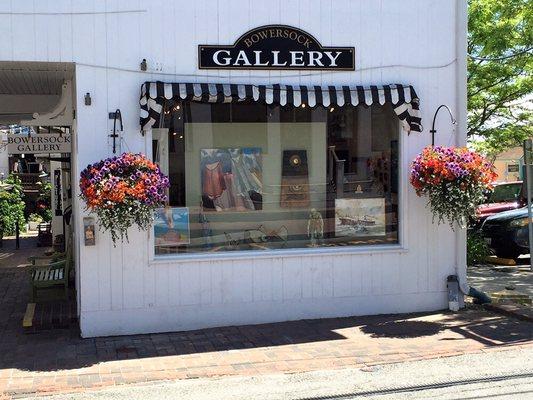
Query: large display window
xmin=152 ymin=101 xmax=400 ymax=256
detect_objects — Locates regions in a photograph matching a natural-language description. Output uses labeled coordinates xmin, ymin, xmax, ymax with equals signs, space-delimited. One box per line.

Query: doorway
xmin=0 ymin=61 xmax=78 ymax=331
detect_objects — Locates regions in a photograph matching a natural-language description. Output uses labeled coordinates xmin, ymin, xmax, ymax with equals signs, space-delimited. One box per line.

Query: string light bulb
xmin=329 ymin=107 xmax=335 ymax=113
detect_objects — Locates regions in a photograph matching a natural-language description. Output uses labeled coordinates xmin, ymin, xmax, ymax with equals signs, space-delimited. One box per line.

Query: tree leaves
xmin=468 ymin=0 xmax=532 ymax=156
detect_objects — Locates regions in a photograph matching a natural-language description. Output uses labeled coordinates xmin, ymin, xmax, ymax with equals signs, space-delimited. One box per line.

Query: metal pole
xmin=523 ymin=138 xmax=533 ymax=271
xmin=15 ymin=220 xmax=20 ymax=250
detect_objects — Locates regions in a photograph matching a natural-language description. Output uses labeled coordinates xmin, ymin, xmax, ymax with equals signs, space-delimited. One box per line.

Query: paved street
xmin=468 ymin=260 xmax=533 ymax=299
xmin=23 ymin=347 xmax=533 ymax=400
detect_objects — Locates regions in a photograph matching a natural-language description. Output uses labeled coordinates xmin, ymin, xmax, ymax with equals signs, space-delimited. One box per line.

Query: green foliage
xmin=468 ymin=0 xmax=532 ymax=157
xmin=467 ymin=231 xmax=491 ymax=265
xmin=36 ymin=180 xmax=52 ymax=222
xmin=0 ymin=175 xmax=26 ymax=237
xmin=28 ymin=213 xmax=43 ymax=223
xmin=41 ymin=209 xmax=53 ymax=223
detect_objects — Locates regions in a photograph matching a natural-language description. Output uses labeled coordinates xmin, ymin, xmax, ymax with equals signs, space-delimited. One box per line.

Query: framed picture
xmin=335 ymin=198 xmax=386 ymax=237
xmin=154 ymin=207 xmax=190 ymax=247
xmin=200 ymin=148 xmax=262 ymax=211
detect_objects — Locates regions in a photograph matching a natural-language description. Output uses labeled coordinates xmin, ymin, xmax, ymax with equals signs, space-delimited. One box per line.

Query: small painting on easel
xmin=335 ymin=198 xmax=386 ymax=237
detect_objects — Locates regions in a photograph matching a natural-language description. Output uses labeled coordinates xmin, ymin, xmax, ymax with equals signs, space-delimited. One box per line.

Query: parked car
xmin=474 ymin=181 xmax=525 ymax=228
xmin=481 ymin=207 xmax=531 ymax=260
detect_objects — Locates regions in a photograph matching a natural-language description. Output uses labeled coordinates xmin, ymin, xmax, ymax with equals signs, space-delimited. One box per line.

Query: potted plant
xmin=410 ymin=146 xmax=497 ymax=228
xmin=79 ymin=152 xmax=170 ymax=243
xmin=28 ymin=213 xmax=43 ymax=231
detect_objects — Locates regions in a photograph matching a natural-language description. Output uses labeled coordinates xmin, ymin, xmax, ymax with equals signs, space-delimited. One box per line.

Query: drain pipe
xmin=451 ymin=0 xmax=490 ymax=306
xmin=454 ymin=0 xmax=491 ymax=309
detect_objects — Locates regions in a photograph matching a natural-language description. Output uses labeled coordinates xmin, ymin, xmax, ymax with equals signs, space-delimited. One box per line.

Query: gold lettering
xmin=244 ymin=38 xmax=253 ymax=48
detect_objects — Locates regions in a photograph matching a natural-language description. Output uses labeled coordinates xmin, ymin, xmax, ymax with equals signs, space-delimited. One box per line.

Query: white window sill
xmin=149 ymin=244 xmax=409 ymax=265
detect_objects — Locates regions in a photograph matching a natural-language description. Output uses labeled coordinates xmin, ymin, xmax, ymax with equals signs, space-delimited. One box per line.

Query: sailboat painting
xmin=335 ymin=198 xmax=386 ymax=237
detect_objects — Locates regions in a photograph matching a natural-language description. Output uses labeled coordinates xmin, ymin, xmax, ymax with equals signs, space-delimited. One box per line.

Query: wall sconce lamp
xmin=84 ymin=93 xmax=92 ymax=106
xmin=109 ymin=109 xmax=123 ymax=154
xmin=140 ymin=59 xmax=147 ymax=71
xmin=430 ymin=105 xmax=456 ymax=146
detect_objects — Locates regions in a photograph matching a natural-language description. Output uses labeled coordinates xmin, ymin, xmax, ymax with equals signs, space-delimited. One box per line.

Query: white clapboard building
xmin=0 ymin=0 xmax=468 ymax=337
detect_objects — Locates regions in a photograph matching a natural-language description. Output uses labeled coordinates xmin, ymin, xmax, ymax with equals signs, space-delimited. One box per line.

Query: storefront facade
xmin=0 ymin=0 xmax=468 ymax=337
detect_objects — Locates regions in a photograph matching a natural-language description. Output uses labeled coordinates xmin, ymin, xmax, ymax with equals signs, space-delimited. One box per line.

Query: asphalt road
xmin=26 ymin=347 xmax=533 ymax=400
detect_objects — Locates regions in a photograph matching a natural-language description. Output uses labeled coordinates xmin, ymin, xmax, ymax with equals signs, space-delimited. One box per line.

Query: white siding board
xmin=381 ymin=252 xmax=401 ymax=295
xmin=230 ymin=259 xmax=254 ymax=303
xmin=33 ymin=10 xmax=50 ymax=62
xmin=0 ymin=2 xmax=13 ymax=60
xmin=143 ymin=261 xmax=156 ymax=308
xmin=179 ymin=263 xmax=202 ymax=306
xmin=283 ymin=257 xmax=303 ymax=300
xmin=271 ymin=258 xmax=284 ymax=302
xmin=359 ymin=254 xmax=373 ymax=296
xmin=371 ymin=253 xmax=383 ymax=295
xmin=331 ymin=254 xmax=350 ymax=298
xmin=252 ymin=258 xmax=274 ymax=302
xmin=199 ymin=262 xmax=212 ymax=305
xmin=220 ymin=260 xmax=234 ymax=304
xmin=154 ymin=264 xmax=169 ymax=307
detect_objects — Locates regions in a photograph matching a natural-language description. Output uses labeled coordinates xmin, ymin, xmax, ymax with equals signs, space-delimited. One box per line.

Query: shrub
xmin=467 ymin=231 xmax=491 ymax=266
xmin=0 ymin=175 xmax=26 ymax=237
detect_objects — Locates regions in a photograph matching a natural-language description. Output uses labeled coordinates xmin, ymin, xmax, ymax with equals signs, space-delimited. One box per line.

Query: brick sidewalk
xmin=0 ymin=239 xmax=532 ymax=398
xmin=0 ymin=309 xmax=531 ymax=398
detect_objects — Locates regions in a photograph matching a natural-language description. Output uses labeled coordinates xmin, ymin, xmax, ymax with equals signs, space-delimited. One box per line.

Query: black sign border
xmin=198 ymin=24 xmax=355 ymax=71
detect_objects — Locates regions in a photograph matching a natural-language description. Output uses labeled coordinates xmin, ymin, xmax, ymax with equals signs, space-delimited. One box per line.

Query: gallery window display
xmin=153 ymin=101 xmax=400 ymax=256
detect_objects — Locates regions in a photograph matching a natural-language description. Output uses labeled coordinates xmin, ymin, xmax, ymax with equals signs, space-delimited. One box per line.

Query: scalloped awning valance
xmin=140 ymin=82 xmax=422 ymax=133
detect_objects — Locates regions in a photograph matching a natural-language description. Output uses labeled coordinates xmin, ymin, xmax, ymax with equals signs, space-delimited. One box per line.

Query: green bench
xmin=27 ymin=250 xmax=71 ymax=302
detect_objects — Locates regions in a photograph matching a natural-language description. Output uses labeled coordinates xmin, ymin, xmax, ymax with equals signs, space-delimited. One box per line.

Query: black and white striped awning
xmin=140 ymin=82 xmax=422 ymax=133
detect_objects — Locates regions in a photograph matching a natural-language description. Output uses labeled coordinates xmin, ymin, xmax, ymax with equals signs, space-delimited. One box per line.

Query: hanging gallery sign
xmin=198 ymin=25 xmax=355 ymax=70
xmin=6 ymin=133 xmax=72 ymax=154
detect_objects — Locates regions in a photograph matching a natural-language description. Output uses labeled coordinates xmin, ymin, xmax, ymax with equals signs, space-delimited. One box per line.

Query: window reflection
xmin=153 ymin=101 xmax=400 ymax=256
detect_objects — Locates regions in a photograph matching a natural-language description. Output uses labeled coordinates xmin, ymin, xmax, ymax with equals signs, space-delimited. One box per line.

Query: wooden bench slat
xmin=32 ymin=267 xmax=65 ymax=282
xmin=28 ymin=250 xmax=70 ymax=301
xmin=37 ymin=270 xmax=45 ymax=281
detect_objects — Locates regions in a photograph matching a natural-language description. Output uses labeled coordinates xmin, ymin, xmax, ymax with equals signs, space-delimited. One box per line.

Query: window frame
xmin=146 ymin=112 xmax=408 ymax=263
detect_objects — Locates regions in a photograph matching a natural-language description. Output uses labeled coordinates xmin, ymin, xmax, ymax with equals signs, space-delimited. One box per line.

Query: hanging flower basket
xmin=79 ymin=153 xmax=170 ymax=243
xmin=410 ymin=146 xmax=497 ymax=228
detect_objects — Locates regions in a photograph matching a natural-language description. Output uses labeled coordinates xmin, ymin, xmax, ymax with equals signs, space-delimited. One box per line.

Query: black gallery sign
xmin=198 ymin=25 xmax=355 ymax=70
